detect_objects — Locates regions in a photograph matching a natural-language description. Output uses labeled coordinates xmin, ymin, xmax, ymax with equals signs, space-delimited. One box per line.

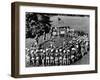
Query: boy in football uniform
xmin=58 ymin=48 xmax=63 ymax=65
xmin=71 ymin=48 xmax=76 ymax=63
xmin=49 ymin=49 xmax=55 ymax=66
xmin=45 ymin=48 xmax=50 ymax=66
xmin=54 ymin=49 xmax=59 ymax=65
xmin=63 ymin=50 xmax=67 ymax=65
xmin=35 ymin=50 xmax=40 ymax=66
xmin=67 ymin=49 xmax=71 ymax=65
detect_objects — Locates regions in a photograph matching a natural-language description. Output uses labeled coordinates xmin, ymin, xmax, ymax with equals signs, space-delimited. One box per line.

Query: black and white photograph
xmin=25 ymin=12 xmax=90 ymax=67
xmin=11 ymin=2 xmax=97 ymax=77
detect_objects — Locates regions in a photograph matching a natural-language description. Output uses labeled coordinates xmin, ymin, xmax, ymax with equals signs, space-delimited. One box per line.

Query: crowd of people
xmin=25 ymin=33 xmax=89 ymax=67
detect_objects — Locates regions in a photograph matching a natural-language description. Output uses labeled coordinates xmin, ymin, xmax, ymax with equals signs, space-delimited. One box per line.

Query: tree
xmin=26 ymin=13 xmax=51 ymax=45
